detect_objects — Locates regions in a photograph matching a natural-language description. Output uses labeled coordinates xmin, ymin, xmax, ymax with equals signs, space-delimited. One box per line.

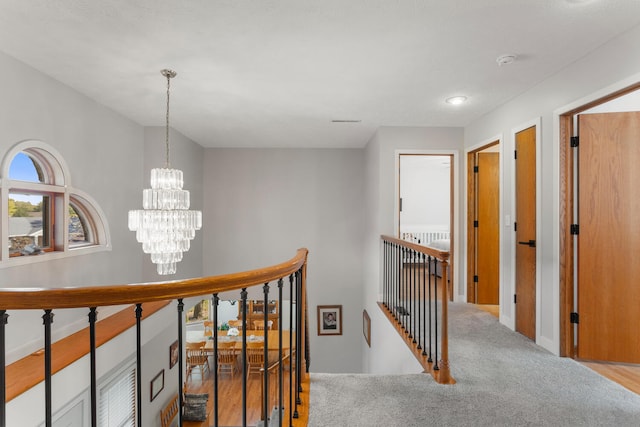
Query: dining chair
xmin=228 ymin=319 xmax=243 ymax=330
xmin=246 ymin=341 xmax=265 ymax=379
xmin=203 ymin=320 xmax=214 ymax=337
xmin=217 ymin=341 xmax=238 ymax=379
xmin=253 ymin=319 xmax=273 ymax=330
xmin=186 ymin=341 xmax=209 ymax=381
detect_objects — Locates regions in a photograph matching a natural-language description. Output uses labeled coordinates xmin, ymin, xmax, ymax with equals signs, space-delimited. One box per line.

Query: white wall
xmin=464 ymin=24 xmax=640 ymax=354
xmin=362 ymin=126 xmax=464 ymax=373
xmin=202 ymin=148 xmax=365 ymax=373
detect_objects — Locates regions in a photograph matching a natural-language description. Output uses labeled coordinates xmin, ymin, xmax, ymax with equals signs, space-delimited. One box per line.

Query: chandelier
xmin=128 ymin=69 xmax=202 ymax=275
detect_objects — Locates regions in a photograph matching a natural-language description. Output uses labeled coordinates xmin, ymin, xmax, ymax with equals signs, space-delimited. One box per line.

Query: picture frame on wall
xmin=317 ymin=305 xmax=342 ymax=336
xmin=169 ymin=340 xmax=179 ymax=369
xmin=150 ymin=369 xmax=164 ymax=402
xmin=363 ymin=309 xmax=371 ymax=347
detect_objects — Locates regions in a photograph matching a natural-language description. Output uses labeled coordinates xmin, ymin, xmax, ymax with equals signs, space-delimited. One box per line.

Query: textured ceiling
xmin=1 ymin=0 xmax=639 ymax=148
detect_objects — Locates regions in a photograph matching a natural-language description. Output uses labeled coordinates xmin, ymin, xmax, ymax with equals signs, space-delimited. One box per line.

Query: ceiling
xmin=1 ymin=0 xmax=639 ymax=149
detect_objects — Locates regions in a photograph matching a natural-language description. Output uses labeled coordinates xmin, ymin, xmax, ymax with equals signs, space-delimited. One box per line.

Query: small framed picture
xmin=363 ymin=309 xmax=371 ymax=347
xmin=150 ymin=370 xmax=164 ymax=402
xmin=317 ymin=305 xmax=342 ymax=336
xmin=169 ymin=340 xmax=179 ymax=369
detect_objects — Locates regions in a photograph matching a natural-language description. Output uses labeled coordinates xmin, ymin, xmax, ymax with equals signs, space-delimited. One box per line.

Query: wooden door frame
xmin=465 ymin=139 xmax=501 ymax=305
xmin=558 ymin=81 xmax=640 ymax=357
xmin=394 ymin=149 xmax=459 ymax=300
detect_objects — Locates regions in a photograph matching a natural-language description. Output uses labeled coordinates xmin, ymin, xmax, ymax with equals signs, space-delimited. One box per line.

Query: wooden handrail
xmin=381 ymin=235 xmax=449 ymax=261
xmin=0 ymin=248 xmax=308 ymax=309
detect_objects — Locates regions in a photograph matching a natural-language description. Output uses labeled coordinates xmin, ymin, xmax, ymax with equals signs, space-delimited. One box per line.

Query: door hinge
xmin=474 ymin=220 xmax=479 ymax=228
xmin=514 ymin=222 xmax=517 ymax=232
xmin=514 ymin=150 xmax=517 ymax=160
xmin=474 ymin=275 xmax=479 ymax=283
xmin=570 ymin=312 xmax=579 ymax=324
xmin=571 ymin=224 xmax=579 ymax=235
xmin=399 ymin=198 xmax=402 ymax=212
xmin=474 ymin=165 xmax=479 ymax=173
xmin=514 ymin=294 xmax=517 ymax=304
xmin=570 ymin=136 xmax=579 ymax=147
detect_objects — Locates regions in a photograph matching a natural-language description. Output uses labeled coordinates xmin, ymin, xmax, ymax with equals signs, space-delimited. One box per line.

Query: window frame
xmin=1 ymin=140 xmax=111 ymax=267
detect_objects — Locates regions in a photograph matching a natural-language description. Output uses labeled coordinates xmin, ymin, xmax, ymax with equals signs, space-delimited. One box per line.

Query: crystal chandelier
xmin=128 ymin=69 xmax=202 ymax=275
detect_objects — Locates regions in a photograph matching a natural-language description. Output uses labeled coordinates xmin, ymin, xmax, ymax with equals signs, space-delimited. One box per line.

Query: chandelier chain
xmin=162 ymin=69 xmax=176 ymax=168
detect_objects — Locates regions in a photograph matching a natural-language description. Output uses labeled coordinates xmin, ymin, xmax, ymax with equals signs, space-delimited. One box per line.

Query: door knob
xmin=518 ymin=239 xmax=536 ymax=247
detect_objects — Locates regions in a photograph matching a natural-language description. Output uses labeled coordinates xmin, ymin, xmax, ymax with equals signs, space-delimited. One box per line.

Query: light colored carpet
xmin=308 ymin=303 xmax=640 ymax=426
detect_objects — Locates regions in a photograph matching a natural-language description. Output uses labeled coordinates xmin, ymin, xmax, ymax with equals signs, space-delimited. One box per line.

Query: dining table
xmin=204 ymin=329 xmax=292 ymax=352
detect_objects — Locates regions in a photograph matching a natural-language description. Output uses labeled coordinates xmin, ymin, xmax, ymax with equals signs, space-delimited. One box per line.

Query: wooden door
xmin=476 ymin=152 xmax=500 ymax=304
xmin=515 ymin=126 xmax=536 ymax=340
xmin=577 ymin=112 xmax=640 ymax=363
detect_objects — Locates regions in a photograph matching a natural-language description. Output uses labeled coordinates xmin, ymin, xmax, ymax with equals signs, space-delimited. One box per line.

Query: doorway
xmin=466 ymin=143 xmax=500 ymax=308
xmin=560 ymin=84 xmax=640 ymax=361
xmin=560 ymin=84 xmax=640 ymax=364
xmin=398 ymin=153 xmax=454 ymax=295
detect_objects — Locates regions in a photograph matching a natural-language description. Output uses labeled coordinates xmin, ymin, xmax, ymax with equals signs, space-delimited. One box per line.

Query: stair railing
xmin=380 ymin=236 xmax=454 ymax=384
xmin=0 ymin=248 xmax=309 ymax=427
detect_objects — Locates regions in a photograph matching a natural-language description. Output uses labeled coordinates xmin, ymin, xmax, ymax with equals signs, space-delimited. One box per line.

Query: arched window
xmin=1 ymin=141 xmax=110 ymax=266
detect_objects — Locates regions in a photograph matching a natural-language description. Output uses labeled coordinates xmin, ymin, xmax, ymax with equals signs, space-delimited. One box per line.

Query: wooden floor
xmin=579 ymin=360 xmax=640 ymax=395
xmin=473 ymin=303 xmax=640 ymax=396
xmin=184 ymin=355 xmax=309 ymax=427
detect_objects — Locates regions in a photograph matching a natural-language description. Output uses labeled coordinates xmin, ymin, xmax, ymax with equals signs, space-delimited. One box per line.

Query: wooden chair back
xmin=160 ymin=393 xmax=179 ymax=427
xmin=228 ymin=319 xmax=243 ymax=329
xmin=203 ymin=320 xmax=214 ymax=337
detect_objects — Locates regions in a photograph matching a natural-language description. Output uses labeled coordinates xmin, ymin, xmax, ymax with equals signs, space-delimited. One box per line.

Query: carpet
xmin=308 ymin=303 xmax=640 ymax=426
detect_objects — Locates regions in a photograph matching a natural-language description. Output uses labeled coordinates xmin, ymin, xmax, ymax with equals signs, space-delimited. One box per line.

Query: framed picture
xmin=317 ymin=305 xmax=342 ymax=336
xmin=169 ymin=340 xmax=179 ymax=369
xmin=150 ymin=369 xmax=164 ymax=402
xmin=363 ymin=309 xmax=371 ymax=347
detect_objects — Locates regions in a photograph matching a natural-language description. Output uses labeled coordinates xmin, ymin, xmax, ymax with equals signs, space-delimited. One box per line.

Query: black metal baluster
xmin=393 ymin=245 xmax=402 ymax=322
xmin=277 ymin=278 xmax=284 ymax=427
xmin=427 ymin=256 xmax=433 ymax=363
xmin=135 ymin=304 xmax=142 ymax=427
xmin=43 ymin=309 xmax=54 ymax=427
xmin=0 ymin=310 xmax=7 ymax=427
xmin=416 ymin=254 xmax=422 ymax=351
xmin=262 ymin=283 xmax=270 ymax=423
xmin=413 ymin=249 xmax=418 ymax=342
xmin=433 ymin=259 xmax=439 ymax=371
xmin=177 ymin=299 xmax=184 ymax=426
xmin=293 ymin=270 xmax=301 ymax=419
xmin=421 ymin=253 xmax=427 ymax=356
xmin=88 ymin=307 xmax=98 ymax=427
xmin=240 ymin=288 xmax=248 ymax=427
xmin=408 ymin=248 xmax=413 ymax=338
xmin=288 ymin=274 xmax=294 ymax=427
xmin=212 ymin=294 xmax=220 ymax=427
xmin=384 ymin=241 xmax=389 ymax=309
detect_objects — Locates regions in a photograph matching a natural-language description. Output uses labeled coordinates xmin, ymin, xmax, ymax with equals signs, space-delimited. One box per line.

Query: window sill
xmin=1 ymin=244 xmax=111 ymax=269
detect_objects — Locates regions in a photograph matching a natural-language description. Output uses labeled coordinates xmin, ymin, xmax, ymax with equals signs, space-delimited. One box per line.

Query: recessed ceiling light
xmin=445 ymin=96 xmax=467 ymax=105
xmin=496 ymin=54 xmax=517 ymax=66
